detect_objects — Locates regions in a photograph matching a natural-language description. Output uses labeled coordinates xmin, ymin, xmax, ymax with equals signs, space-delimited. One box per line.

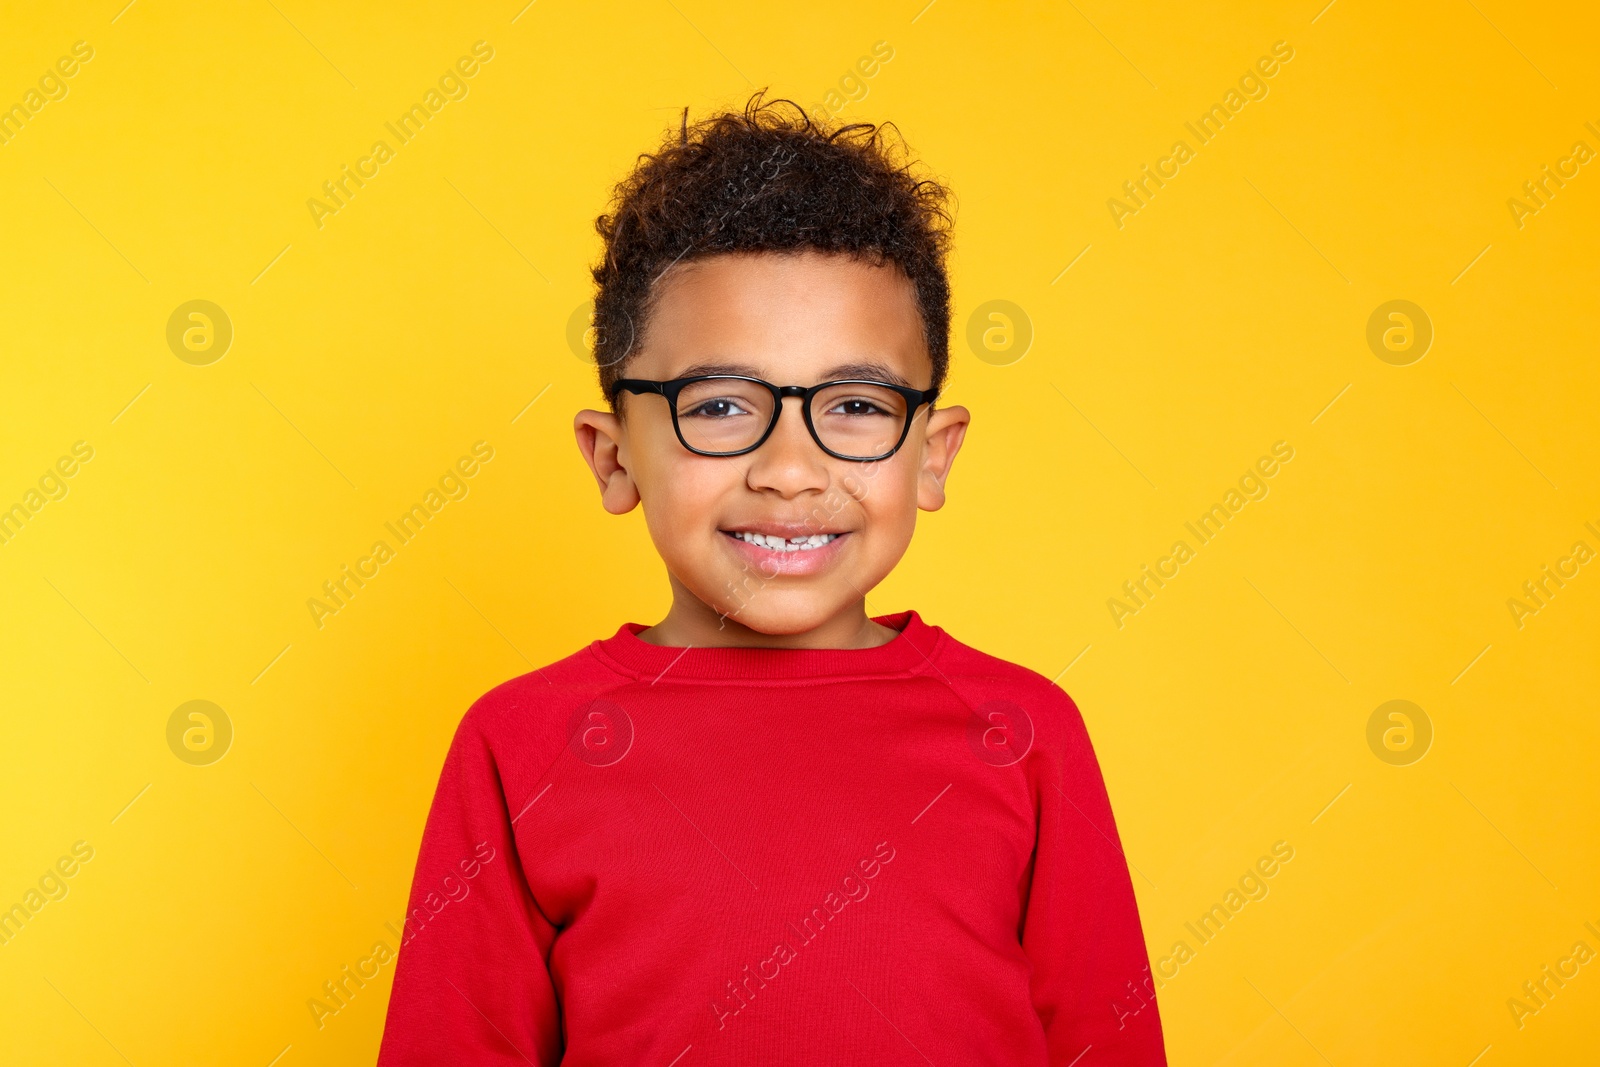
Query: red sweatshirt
xmin=376 ymin=611 xmax=1165 ymax=1065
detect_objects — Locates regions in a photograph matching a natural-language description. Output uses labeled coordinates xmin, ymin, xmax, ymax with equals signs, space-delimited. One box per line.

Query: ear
xmin=573 ymin=409 xmax=641 ymax=515
xmin=916 ymin=404 xmax=970 ymax=512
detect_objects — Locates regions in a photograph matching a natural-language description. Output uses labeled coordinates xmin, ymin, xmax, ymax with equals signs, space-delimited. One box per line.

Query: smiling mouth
xmin=721 ymin=530 xmax=844 ymax=552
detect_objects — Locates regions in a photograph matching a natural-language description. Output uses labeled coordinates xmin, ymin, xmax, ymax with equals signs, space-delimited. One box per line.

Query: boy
xmin=377 ymin=95 xmax=1166 ymax=1065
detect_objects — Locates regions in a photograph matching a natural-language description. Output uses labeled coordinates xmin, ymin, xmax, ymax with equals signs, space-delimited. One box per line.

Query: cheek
xmin=640 ymin=462 xmax=718 ymax=517
xmin=852 ymin=459 xmax=921 ymax=545
xmin=634 ymin=449 xmax=738 ymax=548
xmin=628 ymin=418 xmax=691 ymax=498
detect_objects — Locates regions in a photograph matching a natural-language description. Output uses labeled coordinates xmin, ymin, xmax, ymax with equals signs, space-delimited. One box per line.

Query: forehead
xmin=628 ymin=251 xmax=931 ymax=385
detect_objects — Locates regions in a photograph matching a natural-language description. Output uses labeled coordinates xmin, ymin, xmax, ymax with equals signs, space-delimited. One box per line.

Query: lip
xmin=719 ymin=528 xmax=851 ymax=577
xmin=721 ymin=521 xmax=850 ymax=539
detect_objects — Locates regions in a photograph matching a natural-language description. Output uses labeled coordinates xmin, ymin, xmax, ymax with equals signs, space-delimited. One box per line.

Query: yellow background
xmin=2 ymin=1 xmax=1596 ymax=1063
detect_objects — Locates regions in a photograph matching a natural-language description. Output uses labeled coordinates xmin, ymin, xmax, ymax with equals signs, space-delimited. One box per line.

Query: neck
xmin=637 ymin=575 xmax=897 ymax=650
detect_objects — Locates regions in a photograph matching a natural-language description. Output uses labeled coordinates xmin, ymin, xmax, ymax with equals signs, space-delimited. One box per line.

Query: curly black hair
xmin=588 ymin=91 xmax=954 ymax=408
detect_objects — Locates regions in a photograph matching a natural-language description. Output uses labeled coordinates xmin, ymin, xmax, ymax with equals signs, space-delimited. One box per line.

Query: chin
xmin=715 ymin=592 xmax=843 ymax=636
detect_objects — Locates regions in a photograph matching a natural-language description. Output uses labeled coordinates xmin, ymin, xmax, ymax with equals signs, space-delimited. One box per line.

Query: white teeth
xmin=733 ymin=531 xmax=839 ymax=551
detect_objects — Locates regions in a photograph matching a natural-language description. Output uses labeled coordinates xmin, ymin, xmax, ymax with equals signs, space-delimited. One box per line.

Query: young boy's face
xmin=574 ymin=250 xmax=969 ymax=643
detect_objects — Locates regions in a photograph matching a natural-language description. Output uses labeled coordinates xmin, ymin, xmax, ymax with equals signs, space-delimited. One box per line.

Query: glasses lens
xmin=810 ymin=382 xmax=909 ymax=459
xmin=674 ymin=378 xmax=775 ymax=454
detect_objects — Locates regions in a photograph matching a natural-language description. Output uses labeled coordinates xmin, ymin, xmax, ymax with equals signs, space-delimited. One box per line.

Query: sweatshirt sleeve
xmin=376 ymin=706 xmax=563 ymax=1066
xmin=1022 ymin=684 xmax=1166 ymax=1065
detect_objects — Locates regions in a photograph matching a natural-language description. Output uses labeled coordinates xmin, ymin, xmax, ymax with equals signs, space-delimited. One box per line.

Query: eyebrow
xmin=672 ymin=360 xmax=914 ymax=387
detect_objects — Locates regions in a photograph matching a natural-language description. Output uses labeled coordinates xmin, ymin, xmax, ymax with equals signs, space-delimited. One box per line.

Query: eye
xmin=683 ymin=397 xmax=751 ymax=419
xmin=826 ymin=397 xmax=889 ymax=417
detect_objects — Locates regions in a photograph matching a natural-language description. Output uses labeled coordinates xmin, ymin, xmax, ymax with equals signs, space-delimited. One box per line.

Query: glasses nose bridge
xmin=765 ymin=383 xmax=812 ymax=434
xmin=741 ymin=384 xmax=828 ymax=494
xmin=762 ymin=383 xmax=815 ymax=447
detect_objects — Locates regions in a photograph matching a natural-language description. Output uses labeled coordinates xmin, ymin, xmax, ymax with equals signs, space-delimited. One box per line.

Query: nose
xmin=743 ymin=396 xmax=830 ymax=497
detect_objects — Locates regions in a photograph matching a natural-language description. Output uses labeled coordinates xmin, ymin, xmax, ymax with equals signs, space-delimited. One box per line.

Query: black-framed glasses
xmin=610 ymin=375 xmax=939 ymax=461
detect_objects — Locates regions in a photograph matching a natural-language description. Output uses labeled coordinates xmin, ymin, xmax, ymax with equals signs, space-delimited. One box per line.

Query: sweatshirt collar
xmin=588 ymin=610 xmax=944 ymax=683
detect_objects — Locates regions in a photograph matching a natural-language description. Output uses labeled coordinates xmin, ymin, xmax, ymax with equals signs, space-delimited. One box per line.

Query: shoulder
xmin=929 ymin=621 xmax=1073 ymax=703
xmin=926 ymin=619 xmax=1095 ymax=749
xmin=449 ymin=638 xmax=631 ymax=755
